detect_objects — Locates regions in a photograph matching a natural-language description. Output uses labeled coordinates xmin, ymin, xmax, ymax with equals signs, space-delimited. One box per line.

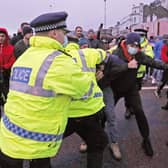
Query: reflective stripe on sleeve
xmin=72 ymin=81 xmax=94 ymax=100
xmin=93 ymin=92 xmax=103 ymax=98
xmin=98 ymin=50 xmax=104 ymax=62
xmin=10 ymin=81 xmax=56 ymax=97
xmin=78 ymin=50 xmax=96 ymax=72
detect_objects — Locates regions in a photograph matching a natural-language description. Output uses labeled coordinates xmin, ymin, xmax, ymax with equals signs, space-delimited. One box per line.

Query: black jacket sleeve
xmin=98 ymin=54 xmax=128 ymax=89
xmin=104 ymin=54 xmax=128 ymax=81
xmin=135 ymin=52 xmax=168 ymax=70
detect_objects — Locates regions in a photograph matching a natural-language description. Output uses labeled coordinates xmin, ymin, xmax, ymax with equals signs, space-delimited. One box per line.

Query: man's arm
xmin=103 ymin=54 xmax=138 ymax=81
xmin=135 ymin=51 xmax=168 ymax=70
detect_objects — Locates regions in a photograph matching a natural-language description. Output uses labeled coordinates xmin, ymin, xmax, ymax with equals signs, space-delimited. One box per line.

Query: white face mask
xmin=128 ymin=46 xmax=138 ymax=55
xmin=140 ymin=37 xmax=145 ymax=43
xmin=63 ymin=35 xmax=68 ymax=47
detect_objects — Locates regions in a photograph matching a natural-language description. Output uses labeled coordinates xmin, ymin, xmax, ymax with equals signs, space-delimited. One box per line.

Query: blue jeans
xmin=103 ymin=87 xmax=119 ymax=143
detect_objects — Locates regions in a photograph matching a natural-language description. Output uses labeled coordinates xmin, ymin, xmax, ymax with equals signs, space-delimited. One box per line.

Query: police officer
xmin=64 ymin=47 xmax=108 ymax=168
xmin=0 ymin=12 xmax=94 ymax=168
xmin=135 ymin=28 xmax=154 ymax=82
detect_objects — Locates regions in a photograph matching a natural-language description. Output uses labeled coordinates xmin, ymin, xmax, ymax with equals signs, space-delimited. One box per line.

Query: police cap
xmin=30 ymin=11 xmax=68 ymax=33
xmin=134 ymin=28 xmax=148 ymax=36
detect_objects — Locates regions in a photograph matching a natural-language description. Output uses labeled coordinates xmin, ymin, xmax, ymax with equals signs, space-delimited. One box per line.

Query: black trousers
xmin=0 ymin=72 xmax=10 ymax=104
xmin=0 ymin=151 xmax=51 ymax=168
xmin=158 ymin=69 xmax=168 ymax=92
xmin=114 ymin=89 xmax=150 ymax=139
xmin=0 ymin=72 xmax=10 ymax=119
xmin=63 ymin=112 xmax=108 ymax=168
xmin=124 ymin=77 xmax=143 ymax=112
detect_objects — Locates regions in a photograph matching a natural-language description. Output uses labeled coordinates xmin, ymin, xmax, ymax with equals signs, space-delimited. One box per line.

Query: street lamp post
xmin=104 ymin=0 xmax=107 ymax=28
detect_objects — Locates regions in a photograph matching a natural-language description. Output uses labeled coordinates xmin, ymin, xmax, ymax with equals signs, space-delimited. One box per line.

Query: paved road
xmin=51 ymin=85 xmax=168 ymax=168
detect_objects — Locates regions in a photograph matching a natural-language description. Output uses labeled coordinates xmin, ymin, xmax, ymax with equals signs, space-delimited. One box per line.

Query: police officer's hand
xmin=128 ymin=59 xmax=138 ymax=69
xmin=96 ymin=70 xmax=104 ymax=81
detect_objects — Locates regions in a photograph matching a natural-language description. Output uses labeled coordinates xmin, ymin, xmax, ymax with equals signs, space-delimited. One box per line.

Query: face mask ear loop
xmin=63 ymin=35 xmax=68 ymax=47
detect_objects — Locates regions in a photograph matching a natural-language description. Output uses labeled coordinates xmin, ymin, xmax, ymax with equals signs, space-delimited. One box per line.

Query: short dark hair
xmin=20 ymin=22 xmax=30 ymax=29
xmin=75 ymin=26 xmax=82 ymax=31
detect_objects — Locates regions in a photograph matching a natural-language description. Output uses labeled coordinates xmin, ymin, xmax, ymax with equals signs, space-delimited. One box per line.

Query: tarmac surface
xmin=50 ymin=81 xmax=168 ymax=168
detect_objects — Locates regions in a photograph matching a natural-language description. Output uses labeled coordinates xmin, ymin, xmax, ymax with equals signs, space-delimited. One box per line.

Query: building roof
xmin=143 ymin=4 xmax=168 ymax=22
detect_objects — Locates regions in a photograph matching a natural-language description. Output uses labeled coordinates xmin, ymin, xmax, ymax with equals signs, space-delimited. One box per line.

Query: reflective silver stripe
xmin=10 ymin=51 xmax=62 ymax=97
xmin=98 ymin=50 xmax=104 ymax=62
xmin=104 ymin=52 xmax=110 ymax=63
xmin=78 ymin=50 xmax=96 ymax=72
xmin=93 ymin=92 xmax=103 ymax=98
xmin=72 ymin=81 xmax=94 ymax=100
xmin=35 ymin=51 xmax=62 ymax=86
xmin=10 ymin=81 xmax=56 ymax=97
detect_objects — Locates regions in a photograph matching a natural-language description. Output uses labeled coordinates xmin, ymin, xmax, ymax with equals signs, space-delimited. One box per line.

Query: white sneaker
xmin=154 ymin=90 xmax=161 ymax=98
xmin=109 ymin=143 xmax=122 ymax=160
xmin=151 ymin=78 xmax=156 ymax=84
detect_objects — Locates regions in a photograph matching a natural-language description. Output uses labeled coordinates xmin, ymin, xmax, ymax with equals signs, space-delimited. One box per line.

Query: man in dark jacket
xmin=87 ymin=29 xmax=103 ymax=49
xmin=10 ymin=22 xmax=30 ymax=46
xmin=108 ymin=32 xmax=168 ymax=157
xmin=14 ymin=26 xmax=33 ymax=59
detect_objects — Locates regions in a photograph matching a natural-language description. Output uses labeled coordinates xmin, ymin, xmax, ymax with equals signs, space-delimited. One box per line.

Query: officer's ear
xmin=48 ymin=29 xmax=58 ymax=40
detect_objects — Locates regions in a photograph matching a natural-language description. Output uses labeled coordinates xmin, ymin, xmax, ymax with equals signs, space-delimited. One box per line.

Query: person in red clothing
xmin=155 ymin=34 xmax=168 ymax=109
xmin=161 ymin=35 xmax=168 ymax=63
xmin=159 ymin=34 xmax=168 ymax=109
xmin=0 ymin=27 xmax=16 ymax=113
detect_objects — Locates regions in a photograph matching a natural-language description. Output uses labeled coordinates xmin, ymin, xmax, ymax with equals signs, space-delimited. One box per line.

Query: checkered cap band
xmin=134 ymin=31 xmax=146 ymax=35
xmin=3 ymin=115 xmax=63 ymax=142
xmin=34 ymin=20 xmax=66 ymax=32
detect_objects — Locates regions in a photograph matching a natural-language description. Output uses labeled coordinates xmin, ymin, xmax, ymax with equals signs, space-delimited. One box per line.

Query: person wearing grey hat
xmin=110 ymin=32 xmax=168 ymax=157
xmin=0 ymin=11 xmax=100 ymax=168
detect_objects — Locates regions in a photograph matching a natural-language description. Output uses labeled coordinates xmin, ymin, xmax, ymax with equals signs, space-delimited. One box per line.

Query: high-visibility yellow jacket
xmin=0 ymin=36 xmax=93 ymax=159
xmin=137 ymin=38 xmax=154 ymax=78
xmin=67 ymin=48 xmax=106 ymax=117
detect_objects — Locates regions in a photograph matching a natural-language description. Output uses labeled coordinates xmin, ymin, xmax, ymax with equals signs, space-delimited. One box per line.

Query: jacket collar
xmin=120 ymin=40 xmax=133 ymax=62
xmin=29 ymin=36 xmax=64 ymax=51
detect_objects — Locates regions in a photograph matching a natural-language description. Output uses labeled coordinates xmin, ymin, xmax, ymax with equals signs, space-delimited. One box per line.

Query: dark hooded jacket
xmin=98 ymin=53 xmax=128 ymax=89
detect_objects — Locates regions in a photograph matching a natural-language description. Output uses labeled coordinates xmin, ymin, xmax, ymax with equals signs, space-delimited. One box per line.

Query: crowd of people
xmin=0 ymin=10 xmax=168 ymax=168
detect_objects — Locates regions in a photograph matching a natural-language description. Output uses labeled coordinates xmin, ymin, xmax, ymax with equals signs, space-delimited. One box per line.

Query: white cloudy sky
xmin=0 ymin=0 xmax=153 ymax=34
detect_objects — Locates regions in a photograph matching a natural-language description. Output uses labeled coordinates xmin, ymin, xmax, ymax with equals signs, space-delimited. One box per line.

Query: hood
xmin=0 ymin=27 xmax=10 ymax=45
